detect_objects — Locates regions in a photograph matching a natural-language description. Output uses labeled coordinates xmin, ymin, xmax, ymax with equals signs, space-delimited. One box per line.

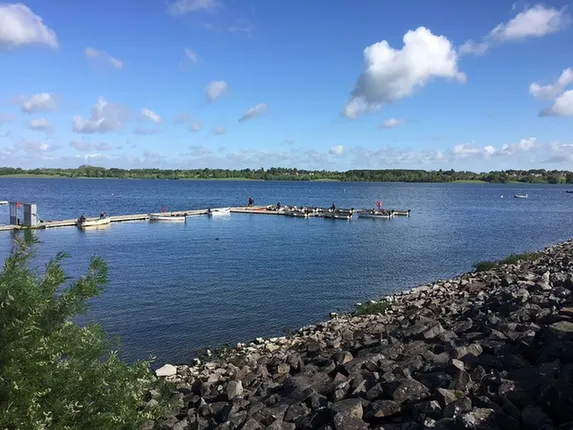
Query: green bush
xmin=0 ymin=231 xmax=157 ymax=429
xmin=354 ymin=300 xmax=390 ymax=316
xmin=473 ymin=252 xmax=542 ymax=272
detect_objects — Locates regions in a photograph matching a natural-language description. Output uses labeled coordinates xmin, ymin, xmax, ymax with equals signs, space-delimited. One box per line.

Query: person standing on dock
xmin=276 ymin=201 xmax=281 ymax=210
xmin=248 ymin=197 xmax=254 ymax=207
xmin=100 ymin=211 xmax=106 ymax=219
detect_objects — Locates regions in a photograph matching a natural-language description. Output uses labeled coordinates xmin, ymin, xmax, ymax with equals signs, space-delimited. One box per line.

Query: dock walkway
xmin=0 ymin=206 xmax=410 ymax=232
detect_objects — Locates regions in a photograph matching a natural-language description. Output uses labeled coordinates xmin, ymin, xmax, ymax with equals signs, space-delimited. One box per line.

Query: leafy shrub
xmin=354 ymin=300 xmax=390 ymax=315
xmin=0 ymin=231 xmax=158 ymax=429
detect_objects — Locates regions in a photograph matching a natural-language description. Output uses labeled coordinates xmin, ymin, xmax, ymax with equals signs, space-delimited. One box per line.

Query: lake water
xmin=0 ymin=178 xmax=571 ymax=365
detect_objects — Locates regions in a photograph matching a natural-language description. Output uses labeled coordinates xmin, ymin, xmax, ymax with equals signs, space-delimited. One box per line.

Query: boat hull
xmin=208 ymin=208 xmax=231 ymax=217
xmin=323 ymin=213 xmax=352 ymax=220
xmin=149 ymin=214 xmax=186 ymax=222
xmin=284 ymin=211 xmax=310 ymax=218
xmin=77 ymin=217 xmax=111 ymax=228
xmin=358 ymin=211 xmax=393 ymax=219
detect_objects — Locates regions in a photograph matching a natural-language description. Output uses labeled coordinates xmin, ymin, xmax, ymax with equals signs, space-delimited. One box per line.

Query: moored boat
xmin=207 ymin=208 xmax=231 ymax=217
xmin=566 ymin=190 xmax=573 ymax=194
xmin=392 ymin=209 xmax=411 ymax=216
xmin=514 ymin=194 xmax=529 ymax=199
xmin=323 ymin=211 xmax=353 ymax=220
xmin=357 ymin=209 xmax=394 ymax=219
xmin=149 ymin=213 xmax=186 ymax=222
xmin=76 ymin=216 xmax=111 ymax=228
xmin=284 ymin=210 xmax=310 ymax=218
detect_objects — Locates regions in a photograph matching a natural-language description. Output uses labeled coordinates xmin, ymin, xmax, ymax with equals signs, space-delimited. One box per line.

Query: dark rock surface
xmin=145 ymin=241 xmax=573 ymax=429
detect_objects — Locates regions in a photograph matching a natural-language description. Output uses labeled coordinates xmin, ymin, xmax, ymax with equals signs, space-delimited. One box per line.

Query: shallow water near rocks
xmin=0 ymin=178 xmax=571 ymax=364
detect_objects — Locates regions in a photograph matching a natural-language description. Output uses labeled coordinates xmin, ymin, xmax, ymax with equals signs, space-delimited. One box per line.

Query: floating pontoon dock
xmin=0 ymin=205 xmax=411 ymax=232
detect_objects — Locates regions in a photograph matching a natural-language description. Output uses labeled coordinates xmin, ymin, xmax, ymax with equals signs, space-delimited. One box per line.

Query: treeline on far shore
xmin=1 ymin=166 xmax=573 ymax=184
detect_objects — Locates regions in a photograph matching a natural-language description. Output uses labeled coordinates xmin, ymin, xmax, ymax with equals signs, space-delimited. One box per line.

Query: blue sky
xmin=0 ymin=0 xmax=572 ymax=171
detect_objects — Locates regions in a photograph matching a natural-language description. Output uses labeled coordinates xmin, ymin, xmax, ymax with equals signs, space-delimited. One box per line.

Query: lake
xmin=0 ymin=178 xmax=571 ymax=364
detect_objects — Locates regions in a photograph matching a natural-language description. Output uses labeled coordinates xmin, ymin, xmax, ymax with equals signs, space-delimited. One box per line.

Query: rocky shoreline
xmin=144 ymin=240 xmax=573 ymax=429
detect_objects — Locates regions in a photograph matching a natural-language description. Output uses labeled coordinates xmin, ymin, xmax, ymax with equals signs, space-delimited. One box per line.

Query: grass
xmin=473 ymin=252 xmax=542 ymax=272
xmin=354 ymin=300 xmax=391 ymax=316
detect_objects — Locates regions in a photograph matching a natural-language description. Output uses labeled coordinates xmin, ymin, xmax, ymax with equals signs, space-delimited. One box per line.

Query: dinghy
xmin=357 ymin=209 xmax=394 ymax=219
xmin=149 ymin=213 xmax=186 ymax=222
xmin=514 ymin=194 xmax=529 ymax=199
xmin=77 ymin=216 xmax=111 ymax=228
xmin=207 ymin=208 xmax=231 ymax=217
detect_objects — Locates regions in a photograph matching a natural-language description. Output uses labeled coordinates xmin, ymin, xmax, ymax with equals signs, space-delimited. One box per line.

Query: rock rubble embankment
xmin=145 ymin=241 xmax=573 ymax=429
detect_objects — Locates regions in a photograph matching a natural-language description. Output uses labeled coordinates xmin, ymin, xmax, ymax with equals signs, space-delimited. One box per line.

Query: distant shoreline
xmin=0 ymin=175 xmax=567 ymax=185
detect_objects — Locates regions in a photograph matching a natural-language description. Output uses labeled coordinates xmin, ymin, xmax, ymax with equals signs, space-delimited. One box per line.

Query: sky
xmin=0 ymin=0 xmax=572 ymax=172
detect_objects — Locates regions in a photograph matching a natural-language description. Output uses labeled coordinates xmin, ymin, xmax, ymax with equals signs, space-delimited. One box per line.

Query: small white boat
xmin=514 ymin=194 xmax=529 ymax=199
xmin=392 ymin=209 xmax=411 ymax=217
xmin=149 ymin=213 xmax=186 ymax=222
xmin=77 ymin=217 xmax=111 ymax=228
xmin=358 ymin=210 xmax=393 ymax=219
xmin=323 ymin=212 xmax=353 ymax=220
xmin=207 ymin=208 xmax=231 ymax=217
xmin=284 ymin=210 xmax=310 ymax=218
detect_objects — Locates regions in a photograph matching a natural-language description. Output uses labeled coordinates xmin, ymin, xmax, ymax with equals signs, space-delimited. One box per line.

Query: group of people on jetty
xmin=77 ymin=211 xmax=107 ymax=224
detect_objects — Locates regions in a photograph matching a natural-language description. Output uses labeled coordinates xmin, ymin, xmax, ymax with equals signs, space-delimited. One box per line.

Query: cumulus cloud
xmin=238 ymin=103 xmax=267 ymax=122
xmin=540 ymin=90 xmax=573 ymax=117
xmin=84 ymin=47 xmax=123 ymax=70
xmin=379 ymin=118 xmax=405 ymax=129
xmin=460 ymin=5 xmax=570 ymax=55
xmin=329 ymin=145 xmax=345 ymax=155
xmin=28 ymin=117 xmax=52 ymax=131
xmin=529 ymin=68 xmax=573 ymax=100
xmin=16 ymin=93 xmax=58 ymax=113
xmin=184 ymin=48 xmax=198 ymax=64
xmin=0 ymin=3 xmax=58 ymax=49
xmin=139 ymin=108 xmax=162 ymax=124
xmin=342 ymin=27 xmax=465 ymax=119
xmin=451 ymin=137 xmax=536 ymax=159
xmin=212 ymin=126 xmax=226 ymax=135
xmin=14 ymin=138 xmax=59 ymax=153
xmin=205 ymin=80 xmax=228 ymax=102
xmin=73 ymin=97 xmax=130 ymax=134
xmin=167 ymin=0 xmax=219 ymax=15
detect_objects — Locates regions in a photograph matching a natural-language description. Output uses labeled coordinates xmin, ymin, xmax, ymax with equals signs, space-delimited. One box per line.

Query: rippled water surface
xmin=0 ymin=178 xmax=571 ymax=364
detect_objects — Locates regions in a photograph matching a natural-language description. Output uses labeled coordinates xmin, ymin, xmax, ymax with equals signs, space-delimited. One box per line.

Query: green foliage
xmin=0 ymin=231 xmax=159 ymax=429
xmin=1 ymin=166 xmax=572 ymax=184
xmin=354 ymin=300 xmax=390 ymax=316
xmin=473 ymin=252 xmax=542 ymax=272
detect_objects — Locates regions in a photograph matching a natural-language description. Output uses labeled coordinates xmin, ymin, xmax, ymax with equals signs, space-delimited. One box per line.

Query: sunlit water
xmin=0 ymin=178 xmax=571 ymax=364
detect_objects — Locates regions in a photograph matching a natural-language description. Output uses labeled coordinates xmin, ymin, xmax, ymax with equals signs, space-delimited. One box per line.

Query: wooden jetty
xmin=0 ymin=205 xmax=411 ymax=232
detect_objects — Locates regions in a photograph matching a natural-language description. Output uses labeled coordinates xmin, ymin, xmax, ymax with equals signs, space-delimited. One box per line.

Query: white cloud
xmin=460 ymin=5 xmax=569 ymax=55
xmin=329 ymin=145 xmax=345 ymax=155
xmin=238 ymin=103 xmax=267 ymax=122
xmin=187 ymin=145 xmax=213 ymax=156
xmin=213 ymin=126 xmax=226 ymax=135
xmin=529 ymin=68 xmax=573 ymax=100
xmin=140 ymin=108 xmax=162 ymax=124
xmin=343 ymin=27 xmax=465 ymax=118
xmin=11 ymin=138 xmax=59 ymax=153
xmin=540 ymin=90 xmax=573 ymax=117
xmin=28 ymin=117 xmax=52 ymax=131
xmin=133 ymin=127 xmax=158 ymax=135
xmin=16 ymin=93 xmax=58 ymax=113
xmin=184 ymin=48 xmax=198 ymax=64
xmin=73 ymin=97 xmax=130 ymax=134
xmin=379 ymin=118 xmax=405 ymax=129
xmin=84 ymin=47 xmax=123 ymax=70
xmin=0 ymin=3 xmax=58 ymax=50
xmin=167 ymin=0 xmax=219 ymax=15
xmin=205 ymin=80 xmax=228 ymax=102
xmin=70 ymin=140 xmax=92 ymax=151
xmin=188 ymin=119 xmax=202 ymax=132
xmin=451 ymin=137 xmax=536 ymax=159
xmin=490 ymin=5 xmax=569 ymax=41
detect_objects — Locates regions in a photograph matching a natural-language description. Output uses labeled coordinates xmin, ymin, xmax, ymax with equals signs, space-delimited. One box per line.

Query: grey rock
xmin=332 ymin=411 xmax=368 ymax=430
xmin=367 ymin=399 xmax=401 ymax=418
xmin=391 ymin=378 xmax=430 ymax=403
xmin=139 ymin=420 xmax=155 ymax=430
xmin=436 ymin=388 xmax=464 ymax=407
xmin=332 ymin=350 xmax=353 ymax=365
xmin=284 ymin=404 xmax=309 ymax=423
xmin=411 ymin=400 xmax=442 ymax=421
xmin=331 ymin=398 xmax=363 ymax=419
xmin=443 ymin=396 xmax=472 ymax=418
xmin=521 ymin=405 xmax=554 ymax=430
